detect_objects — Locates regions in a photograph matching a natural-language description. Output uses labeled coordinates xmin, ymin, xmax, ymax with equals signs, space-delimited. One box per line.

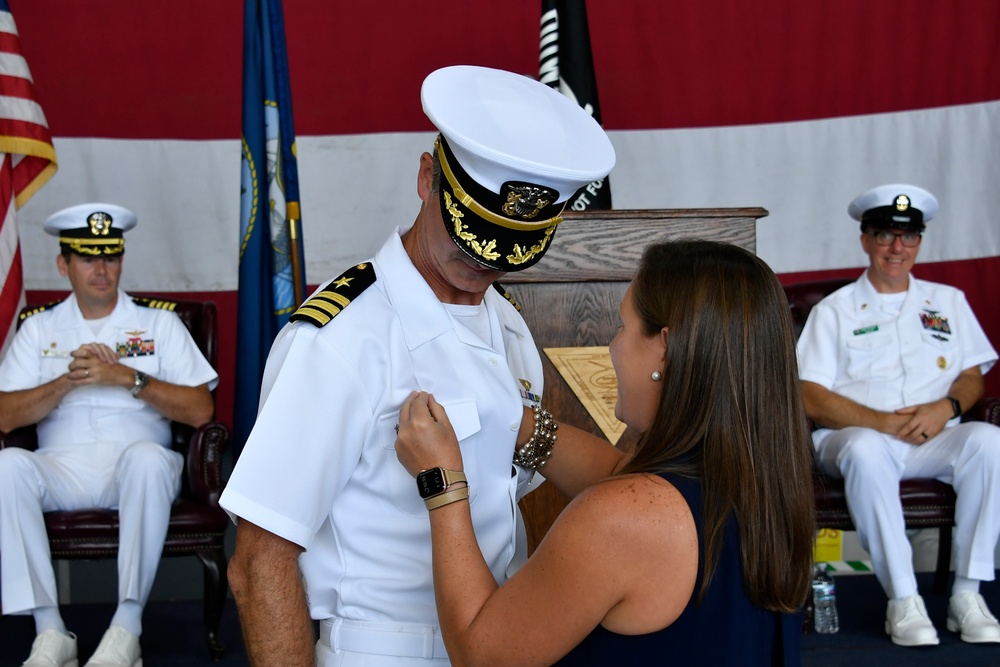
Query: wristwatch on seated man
xmin=947 ymin=396 xmax=962 ymax=420
xmin=131 ymin=370 xmax=150 ymax=398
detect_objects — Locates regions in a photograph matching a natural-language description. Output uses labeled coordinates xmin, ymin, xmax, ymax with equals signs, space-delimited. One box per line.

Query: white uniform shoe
xmin=83 ymin=627 xmax=142 ymax=667
xmin=885 ymin=595 xmax=940 ymax=646
xmin=22 ymin=630 xmax=78 ymax=667
xmin=946 ymin=591 xmax=1000 ymax=643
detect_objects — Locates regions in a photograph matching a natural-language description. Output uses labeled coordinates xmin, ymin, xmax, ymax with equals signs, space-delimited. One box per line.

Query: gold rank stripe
xmin=492 ymin=282 xmax=520 ymax=312
xmin=18 ymin=299 xmax=65 ymax=324
xmin=291 ymin=262 xmax=376 ymax=328
xmin=132 ymin=297 xmax=178 ymax=311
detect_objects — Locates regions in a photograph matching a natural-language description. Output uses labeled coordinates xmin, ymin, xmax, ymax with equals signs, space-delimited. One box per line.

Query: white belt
xmin=320 ymin=617 xmax=448 ymax=659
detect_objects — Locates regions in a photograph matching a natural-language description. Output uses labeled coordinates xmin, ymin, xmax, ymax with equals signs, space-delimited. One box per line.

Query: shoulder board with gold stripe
xmin=492 ymin=282 xmax=520 ymax=312
xmin=19 ymin=299 xmax=65 ymax=322
xmin=132 ymin=297 xmax=178 ymax=311
xmin=290 ymin=262 xmax=376 ymax=327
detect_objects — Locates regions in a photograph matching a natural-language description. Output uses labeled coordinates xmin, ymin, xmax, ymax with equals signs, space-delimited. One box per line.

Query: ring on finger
xmin=920 ymin=432 xmax=928 ymax=439
xmin=84 ymin=369 xmax=89 ymax=377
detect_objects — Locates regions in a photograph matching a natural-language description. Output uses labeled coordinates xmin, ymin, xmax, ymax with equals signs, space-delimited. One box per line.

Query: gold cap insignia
xmin=894 ymin=195 xmax=910 ymax=212
xmin=87 ymin=212 xmax=113 ymax=236
xmin=502 ymin=184 xmax=558 ymax=220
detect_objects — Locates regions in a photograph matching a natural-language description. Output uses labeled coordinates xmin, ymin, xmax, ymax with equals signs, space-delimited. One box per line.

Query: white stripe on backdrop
xmin=15 ymin=99 xmax=1000 ymax=291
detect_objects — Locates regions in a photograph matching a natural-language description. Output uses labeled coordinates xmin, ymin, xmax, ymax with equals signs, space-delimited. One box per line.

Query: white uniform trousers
xmin=315 ymin=618 xmax=451 ymax=667
xmin=814 ymin=422 xmax=1000 ymax=599
xmin=0 ymin=441 xmax=182 ymax=614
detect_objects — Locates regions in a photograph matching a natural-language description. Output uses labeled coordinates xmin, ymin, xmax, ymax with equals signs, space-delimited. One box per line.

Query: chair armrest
xmin=963 ymin=397 xmax=1000 ymax=427
xmin=0 ymin=425 xmax=38 ymax=451
xmin=185 ymin=420 xmax=231 ymax=506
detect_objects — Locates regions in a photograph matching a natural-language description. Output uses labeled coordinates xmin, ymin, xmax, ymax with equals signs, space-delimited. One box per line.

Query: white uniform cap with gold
xmin=848 ymin=183 xmax=938 ymax=233
xmin=421 ymin=65 xmax=616 ymax=272
xmin=43 ymin=203 xmax=137 ymax=256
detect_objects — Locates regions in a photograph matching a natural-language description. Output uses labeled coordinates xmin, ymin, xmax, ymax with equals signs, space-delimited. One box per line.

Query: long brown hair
xmin=617 ymin=240 xmax=815 ymax=612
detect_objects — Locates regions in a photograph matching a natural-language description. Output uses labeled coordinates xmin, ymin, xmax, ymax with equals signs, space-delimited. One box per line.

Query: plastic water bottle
xmin=812 ymin=566 xmax=840 ymax=634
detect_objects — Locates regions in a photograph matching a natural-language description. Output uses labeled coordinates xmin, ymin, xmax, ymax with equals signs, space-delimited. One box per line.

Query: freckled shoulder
xmin=290 ymin=262 xmax=377 ymax=327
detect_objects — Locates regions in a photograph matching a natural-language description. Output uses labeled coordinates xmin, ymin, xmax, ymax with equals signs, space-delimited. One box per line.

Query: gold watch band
xmin=440 ymin=469 xmax=467 ymax=488
xmin=424 ymin=485 xmax=470 ymax=511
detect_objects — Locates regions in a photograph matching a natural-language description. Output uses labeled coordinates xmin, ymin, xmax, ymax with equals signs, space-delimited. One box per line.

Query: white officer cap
xmin=421 ymin=65 xmax=616 ymax=272
xmin=43 ymin=203 xmax=137 ymax=256
xmin=847 ymin=184 xmax=937 ymax=232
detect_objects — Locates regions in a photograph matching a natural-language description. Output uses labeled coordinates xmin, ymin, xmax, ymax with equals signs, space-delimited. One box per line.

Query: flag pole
xmin=287 ymin=200 xmax=304 ymax=307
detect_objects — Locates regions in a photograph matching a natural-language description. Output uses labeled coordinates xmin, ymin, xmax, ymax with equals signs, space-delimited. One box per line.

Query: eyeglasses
xmin=869 ymin=230 xmax=922 ymax=247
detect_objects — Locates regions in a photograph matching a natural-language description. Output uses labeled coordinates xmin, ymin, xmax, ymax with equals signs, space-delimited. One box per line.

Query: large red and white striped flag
xmin=8 ymin=1 xmax=1000 ymax=419
xmin=0 ymin=0 xmax=56 ymax=355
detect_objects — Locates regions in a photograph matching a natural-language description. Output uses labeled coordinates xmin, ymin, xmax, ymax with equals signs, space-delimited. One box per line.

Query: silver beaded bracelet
xmin=513 ymin=405 xmax=557 ymax=472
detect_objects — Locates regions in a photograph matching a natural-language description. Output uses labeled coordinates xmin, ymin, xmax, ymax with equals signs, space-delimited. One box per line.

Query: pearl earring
xmin=651 ymin=371 xmax=662 ymax=381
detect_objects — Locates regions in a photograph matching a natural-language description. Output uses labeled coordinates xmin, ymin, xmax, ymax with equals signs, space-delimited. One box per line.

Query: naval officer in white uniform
xmin=797 ymin=184 xmax=1000 ymax=647
xmin=0 ymin=203 xmax=218 ymax=667
xmin=221 ymin=65 xmax=618 ymax=666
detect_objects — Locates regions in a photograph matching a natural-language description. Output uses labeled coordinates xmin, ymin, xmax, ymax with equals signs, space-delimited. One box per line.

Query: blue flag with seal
xmin=236 ymin=0 xmax=306 ymax=455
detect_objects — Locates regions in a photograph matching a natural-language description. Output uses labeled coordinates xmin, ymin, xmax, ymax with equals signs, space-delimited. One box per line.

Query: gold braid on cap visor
xmin=435 ymin=138 xmax=565 ymax=232
xmin=59 ymin=237 xmax=125 ymax=256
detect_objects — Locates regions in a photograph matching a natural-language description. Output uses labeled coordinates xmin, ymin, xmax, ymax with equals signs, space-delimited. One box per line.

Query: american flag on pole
xmin=0 ymin=0 xmax=57 ymax=356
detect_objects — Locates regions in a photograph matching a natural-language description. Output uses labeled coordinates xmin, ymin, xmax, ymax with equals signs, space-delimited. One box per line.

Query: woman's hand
xmin=395 ymin=391 xmax=464 ymax=477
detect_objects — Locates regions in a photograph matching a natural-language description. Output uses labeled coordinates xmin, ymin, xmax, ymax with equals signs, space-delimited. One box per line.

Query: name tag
xmin=853 ymin=325 xmax=879 ymax=336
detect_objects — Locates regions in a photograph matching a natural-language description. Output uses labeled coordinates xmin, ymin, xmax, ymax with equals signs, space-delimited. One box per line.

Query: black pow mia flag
xmin=539 ymin=0 xmax=612 ymax=211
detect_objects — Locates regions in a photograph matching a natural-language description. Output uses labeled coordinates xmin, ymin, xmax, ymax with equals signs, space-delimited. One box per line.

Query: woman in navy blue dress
xmin=396 ymin=240 xmax=816 ymax=666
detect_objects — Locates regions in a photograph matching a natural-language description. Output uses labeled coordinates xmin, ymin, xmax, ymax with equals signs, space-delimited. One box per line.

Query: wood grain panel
xmin=509 ymin=208 xmax=765 ymax=284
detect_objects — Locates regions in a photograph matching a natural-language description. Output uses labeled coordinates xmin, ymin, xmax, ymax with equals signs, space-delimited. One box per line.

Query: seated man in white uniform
xmin=0 ymin=203 xmax=218 ymax=667
xmin=797 ymin=183 xmax=1000 ymax=647
xmin=221 ymin=65 xmax=618 ymax=666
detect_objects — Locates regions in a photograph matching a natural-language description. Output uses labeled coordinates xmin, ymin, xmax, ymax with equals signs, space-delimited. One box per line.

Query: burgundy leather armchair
xmin=785 ymin=277 xmax=1000 ymax=595
xmin=0 ymin=296 xmax=230 ymax=660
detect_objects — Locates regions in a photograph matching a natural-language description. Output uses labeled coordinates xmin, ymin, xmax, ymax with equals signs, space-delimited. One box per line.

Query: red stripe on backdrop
xmin=780 ymin=255 xmax=1000 ymax=397
xmin=10 ymin=1 xmax=1000 ymax=139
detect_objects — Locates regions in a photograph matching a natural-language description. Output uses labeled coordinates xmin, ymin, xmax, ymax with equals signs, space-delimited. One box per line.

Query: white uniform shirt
xmin=797 ymin=272 xmax=997 ymax=415
xmin=221 ymin=228 xmax=544 ymax=624
xmin=0 ymin=291 xmax=219 ymax=449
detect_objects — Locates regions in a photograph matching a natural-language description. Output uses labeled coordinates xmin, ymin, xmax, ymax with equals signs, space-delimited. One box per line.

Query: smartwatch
xmin=947 ymin=396 xmax=962 ymax=419
xmin=131 ymin=370 xmax=150 ymax=398
xmin=416 ymin=468 xmax=467 ymax=499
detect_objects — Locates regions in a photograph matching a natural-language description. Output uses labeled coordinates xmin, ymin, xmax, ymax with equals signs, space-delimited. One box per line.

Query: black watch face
xmin=417 ymin=469 xmax=446 ymax=499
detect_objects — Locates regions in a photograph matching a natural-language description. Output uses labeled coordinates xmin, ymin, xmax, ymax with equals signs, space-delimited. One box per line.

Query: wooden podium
xmin=503 ymin=207 xmax=767 ymax=552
